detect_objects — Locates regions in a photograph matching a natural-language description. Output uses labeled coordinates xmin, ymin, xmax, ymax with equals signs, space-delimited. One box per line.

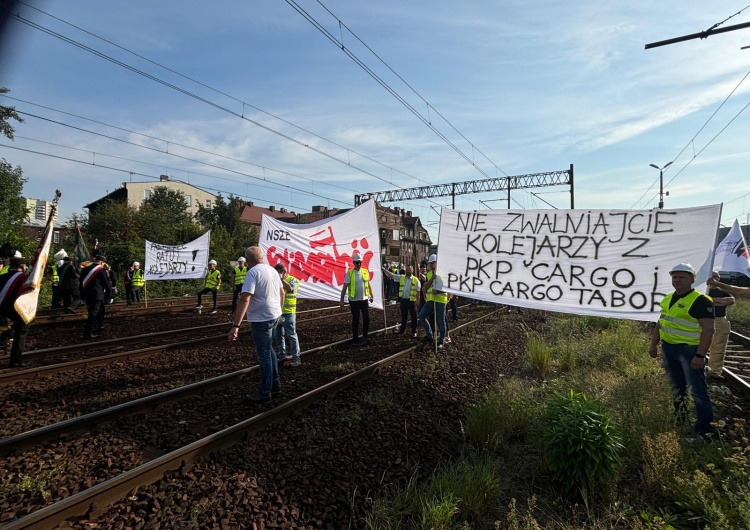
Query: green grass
xmin=362 ymin=313 xmax=750 ymax=529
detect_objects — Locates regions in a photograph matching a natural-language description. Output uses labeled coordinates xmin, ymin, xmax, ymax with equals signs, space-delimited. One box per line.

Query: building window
xmin=206 ymin=199 xmax=212 ymax=208
xmin=53 ymin=231 xmax=60 ymax=244
xmin=144 ymin=189 xmax=152 ymax=200
xmin=392 ymin=229 xmax=399 ymax=240
xmin=185 ymin=194 xmax=192 ymax=206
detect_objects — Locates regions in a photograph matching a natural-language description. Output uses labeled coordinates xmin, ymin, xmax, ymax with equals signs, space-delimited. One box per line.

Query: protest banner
xmin=713 ymin=219 xmax=750 ymax=278
xmin=144 ymin=231 xmax=211 ymax=280
xmin=259 ymin=200 xmax=384 ymax=309
xmin=437 ymin=205 xmax=722 ymax=321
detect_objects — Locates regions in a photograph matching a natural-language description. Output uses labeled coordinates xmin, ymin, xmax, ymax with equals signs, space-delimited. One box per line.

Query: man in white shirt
xmin=228 ymin=246 xmax=284 ymax=403
xmin=340 ymin=253 xmax=373 ymax=345
xmin=382 ymin=264 xmax=421 ymax=337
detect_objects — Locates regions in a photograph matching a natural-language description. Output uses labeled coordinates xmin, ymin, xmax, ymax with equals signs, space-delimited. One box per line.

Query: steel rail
xmin=720 ymin=331 xmax=750 ymax=395
xmin=0 ymin=309 xmax=495 ymax=529
xmin=1 ymin=306 xmax=346 ymax=364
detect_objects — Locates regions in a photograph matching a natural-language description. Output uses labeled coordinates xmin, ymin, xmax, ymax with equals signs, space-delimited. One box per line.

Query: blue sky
xmin=2 ymin=0 xmax=750 ymax=240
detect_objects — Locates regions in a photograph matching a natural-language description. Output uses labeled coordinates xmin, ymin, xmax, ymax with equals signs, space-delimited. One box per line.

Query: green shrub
xmin=542 ymin=390 xmax=624 ymax=498
xmin=526 ymin=332 xmax=552 ymax=376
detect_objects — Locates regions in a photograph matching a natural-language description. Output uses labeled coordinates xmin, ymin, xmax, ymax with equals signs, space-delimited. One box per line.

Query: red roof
xmin=240 ymin=205 xmax=296 ymax=226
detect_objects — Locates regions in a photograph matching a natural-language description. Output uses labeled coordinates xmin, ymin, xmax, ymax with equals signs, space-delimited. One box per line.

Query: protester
xmin=0 ymin=256 xmax=31 ymax=367
xmin=228 ymin=246 xmax=284 ymax=404
xmin=131 ymin=261 xmax=144 ymax=303
xmin=274 ymin=263 xmax=301 ymax=366
xmin=80 ymin=254 xmax=113 ymax=339
xmin=196 ymin=259 xmax=221 ymax=314
xmin=231 ymin=257 xmax=248 ymax=314
xmin=419 ymin=254 xmax=448 ymax=349
xmin=382 ymin=264 xmax=420 ymax=337
xmin=649 ymin=263 xmax=715 ymax=440
xmin=49 ymin=255 xmax=62 ymax=309
xmin=124 ymin=262 xmax=135 ymax=304
xmin=340 ymin=252 xmax=373 ymax=345
xmin=417 ymin=262 xmax=428 ymax=310
xmin=707 ymin=276 xmax=750 ymax=297
xmin=58 ymin=256 xmax=80 ymax=314
xmin=706 ymin=270 xmax=735 ymax=379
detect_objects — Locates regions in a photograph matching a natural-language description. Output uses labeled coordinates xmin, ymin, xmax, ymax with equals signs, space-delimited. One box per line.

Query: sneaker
xmin=394 ymin=329 xmax=404 ymax=335
xmin=290 ymin=358 xmax=301 ymax=367
xmin=437 ymin=343 xmax=444 ymax=350
xmin=9 ymin=361 xmax=31 ymax=368
xmin=195 ymin=305 xmax=203 ymax=310
xmin=209 ymin=309 xmax=217 ymax=314
xmin=413 ymin=332 xmax=418 ymax=338
xmin=245 ymin=394 xmax=271 ymax=404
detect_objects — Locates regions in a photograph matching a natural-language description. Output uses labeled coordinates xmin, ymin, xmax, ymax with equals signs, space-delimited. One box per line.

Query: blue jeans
xmin=662 ymin=342 xmax=714 ymax=434
xmin=251 ymin=317 xmax=281 ymax=397
xmin=197 ymin=287 xmax=217 ymax=310
xmin=418 ymin=301 xmax=446 ymax=344
xmin=274 ymin=313 xmax=300 ymax=360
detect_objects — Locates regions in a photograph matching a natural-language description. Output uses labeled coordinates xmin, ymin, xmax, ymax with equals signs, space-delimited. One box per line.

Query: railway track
xmin=0 ymin=305 xmax=350 ymax=382
xmin=0 ymin=307 xmax=497 ymax=529
xmin=722 ymin=331 xmax=750 ymax=393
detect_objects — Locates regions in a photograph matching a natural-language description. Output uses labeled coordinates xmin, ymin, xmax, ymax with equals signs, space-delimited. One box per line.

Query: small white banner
xmin=144 ymin=231 xmax=211 ymax=280
xmin=259 ymin=200 xmax=384 ymax=309
xmin=436 ymin=205 xmax=722 ymax=321
xmin=713 ymin=219 xmax=750 ymax=278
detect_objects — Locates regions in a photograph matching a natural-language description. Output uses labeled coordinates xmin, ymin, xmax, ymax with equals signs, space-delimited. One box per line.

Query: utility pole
xmin=649 ymin=161 xmax=673 ymax=209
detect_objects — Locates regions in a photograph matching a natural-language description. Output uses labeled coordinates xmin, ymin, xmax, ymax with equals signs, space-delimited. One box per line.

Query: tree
xmin=0 ymin=159 xmax=29 ymax=253
xmin=195 ymin=194 xmax=257 ymax=255
xmin=0 ymin=87 xmax=23 ymax=140
xmin=139 ymin=186 xmax=197 ymax=245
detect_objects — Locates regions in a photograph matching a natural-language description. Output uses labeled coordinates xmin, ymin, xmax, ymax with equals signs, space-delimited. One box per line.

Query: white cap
xmin=54 ymin=249 xmax=68 ymax=260
xmin=238 ymin=257 xmax=246 ymax=262
xmin=352 ymin=253 xmax=363 ymax=262
xmin=13 ymin=251 xmax=22 ymax=258
xmin=669 ymin=263 xmax=696 ymax=277
xmin=208 ymin=259 xmax=217 ymax=265
xmin=56 ymin=260 xmax=64 ymax=268
xmin=427 ymin=254 xmax=437 ymax=263
xmin=133 ymin=261 xmax=140 ymax=267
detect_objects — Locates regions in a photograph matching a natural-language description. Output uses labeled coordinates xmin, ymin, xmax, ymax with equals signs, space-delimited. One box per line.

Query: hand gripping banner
xmin=144 ymin=231 xmax=211 ymax=280
xmin=259 ymin=199 xmax=384 ymax=309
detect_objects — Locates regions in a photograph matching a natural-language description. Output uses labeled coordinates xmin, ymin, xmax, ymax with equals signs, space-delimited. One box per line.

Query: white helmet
xmin=208 ymin=259 xmax=217 ymax=266
xmin=133 ymin=261 xmax=140 ymax=267
xmin=238 ymin=257 xmax=246 ymax=262
xmin=54 ymin=249 xmax=68 ymax=260
xmin=427 ymin=254 xmax=437 ymax=263
xmin=669 ymin=263 xmax=696 ymax=277
xmin=352 ymin=253 xmax=363 ymax=262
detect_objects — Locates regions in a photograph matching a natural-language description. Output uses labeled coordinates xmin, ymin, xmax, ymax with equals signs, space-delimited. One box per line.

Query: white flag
xmin=144 ymin=231 xmax=211 ymax=280
xmin=713 ymin=219 xmax=750 ymax=278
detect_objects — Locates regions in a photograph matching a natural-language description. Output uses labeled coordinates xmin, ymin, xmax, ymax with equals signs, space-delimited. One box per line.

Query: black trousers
xmin=232 ymin=284 xmax=243 ymax=312
xmin=84 ymin=298 xmax=105 ymax=336
xmin=125 ymin=283 xmax=134 ymax=303
xmin=1 ymin=308 xmax=28 ymax=365
xmin=349 ymin=300 xmax=369 ymax=340
xmin=399 ymin=298 xmax=418 ymax=333
xmin=51 ymin=284 xmax=62 ymax=308
xmin=132 ymin=287 xmax=142 ymax=303
xmin=61 ymin=288 xmax=80 ymax=312
xmin=197 ymin=287 xmax=217 ymax=309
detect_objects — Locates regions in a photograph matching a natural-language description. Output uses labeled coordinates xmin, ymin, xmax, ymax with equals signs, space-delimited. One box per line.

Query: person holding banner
xmin=0 ymin=256 xmax=31 ymax=367
xmin=231 ymin=257 xmax=248 ymax=314
xmin=196 ymin=259 xmax=221 ymax=314
xmin=273 ymin=263 xmax=301 ymax=366
xmin=340 ymin=253 xmax=373 ymax=345
xmin=131 ymin=261 xmax=144 ymax=303
xmin=649 ymin=263 xmax=715 ymax=440
xmin=80 ymin=254 xmax=113 ymax=340
xmin=704 ymin=271 xmax=735 ymax=379
xmin=228 ymin=246 xmax=284 ymax=404
xmin=419 ymin=254 xmax=448 ymax=349
xmin=707 ymin=277 xmax=750 ymax=298
xmin=382 ymin=264 xmax=420 ymax=337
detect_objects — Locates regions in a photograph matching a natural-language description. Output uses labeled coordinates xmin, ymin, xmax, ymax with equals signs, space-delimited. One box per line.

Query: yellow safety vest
xmin=51 ymin=265 xmax=59 ymax=283
xmin=206 ymin=269 xmax=221 ymax=289
xmin=282 ymin=274 xmax=298 ymax=314
xmin=399 ymin=274 xmax=418 ymax=301
xmin=658 ymin=290 xmax=708 ymax=346
xmin=234 ymin=266 xmax=248 ymax=286
xmin=426 ymin=271 xmax=448 ymax=304
xmin=132 ymin=269 xmax=145 ymax=287
xmin=0 ymin=265 xmax=8 ymax=275
xmin=347 ymin=268 xmax=370 ymax=299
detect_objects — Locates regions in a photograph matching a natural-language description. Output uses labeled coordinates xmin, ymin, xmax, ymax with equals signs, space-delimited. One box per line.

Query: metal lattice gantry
xmin=354 ymin=164 xmax=574 ymax=209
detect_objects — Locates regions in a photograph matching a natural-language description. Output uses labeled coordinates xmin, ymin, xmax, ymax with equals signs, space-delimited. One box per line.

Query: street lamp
xmin=649 ymin=161 xmax=673 ymax=209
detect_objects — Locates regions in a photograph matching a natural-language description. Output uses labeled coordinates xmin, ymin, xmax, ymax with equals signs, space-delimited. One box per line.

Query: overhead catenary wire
xmin=11 ymin=4 xmax=480 ymax=212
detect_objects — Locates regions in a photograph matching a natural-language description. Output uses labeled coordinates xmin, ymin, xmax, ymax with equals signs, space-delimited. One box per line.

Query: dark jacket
xmin=58 ymin=262 xmax=80 ymax=294
xmin=80 ymin=262 xmax=112 ymax=301
xmin=0 ymin=270 xmax=25 ymax=314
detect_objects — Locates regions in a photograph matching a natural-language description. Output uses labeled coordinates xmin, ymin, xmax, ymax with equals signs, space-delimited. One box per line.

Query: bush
xmin=525 ymin=332 xmax=552 ymax=376
xmin=542 ymin=390 xmax=624 ymax=499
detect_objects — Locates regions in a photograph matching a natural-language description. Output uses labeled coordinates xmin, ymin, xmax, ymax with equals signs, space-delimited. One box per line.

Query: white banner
xmin=713 ymin=219 xmax=750 ymax=278
xmin=144 ymin=231 xmax=211 ymax=280
xmin=259 ymin=200 xmax=384 ymax=309
xmin=437 ymin=205 xmax=722 ymax=321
